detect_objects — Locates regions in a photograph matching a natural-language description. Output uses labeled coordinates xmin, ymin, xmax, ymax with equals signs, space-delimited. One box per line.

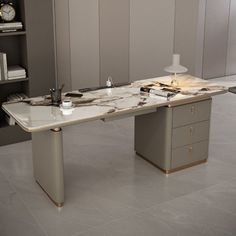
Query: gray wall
xmin=227 ymin=0 xmax=236 ymax=76
xmin=54 ymin=0 xmax=71 ymax=91
xmin=69 ymin=0 xmax=100 ymax=89
xmin=203 ymin=0 xmax=230 ymax=79
xmin=56 ymin=0 xmax=176 ymax=88
xmin=25 ymin=0 xmax=56 ymax=96
xmin=99 ymin=0 xmax=130 ymax=85
xmin=175 ymin=0 xmax=236 ymax=79
xmin=174 ymin=0 xmax=206 ymax=77
xmin=55 ymin=0 xmax=236 ymax=89
xmin=130 ymin=0 xmax=175 ymax=81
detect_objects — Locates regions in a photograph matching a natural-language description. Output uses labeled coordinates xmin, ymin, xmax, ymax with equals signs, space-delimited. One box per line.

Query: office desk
xmin=2 ymin=75 xmax=227 ymax=206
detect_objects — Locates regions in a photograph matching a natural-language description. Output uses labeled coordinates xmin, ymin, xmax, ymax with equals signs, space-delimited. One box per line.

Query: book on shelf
xmin=0 ymin=22 xmax=23 ymax=32
xmin=7 ymin=93 xmax=28 ymax=102
xmin=7 ymin=75 xmax=27 ymax=80
xmin=0 ymin=52 xmax=8 ymax=81
xmin=8 ymin=66 xmax=26 ymax=80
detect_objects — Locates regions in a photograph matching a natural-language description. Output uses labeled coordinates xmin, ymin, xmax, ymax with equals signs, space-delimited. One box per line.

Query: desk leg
xmin=32 ymin=128 xmax=64 ymax=207
xmin=135 ymin=108 xmax=173 ymax=173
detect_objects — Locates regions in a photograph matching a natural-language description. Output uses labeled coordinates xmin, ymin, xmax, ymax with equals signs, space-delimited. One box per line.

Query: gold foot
xmin=36 ymin=181 xmax=64 ymax=208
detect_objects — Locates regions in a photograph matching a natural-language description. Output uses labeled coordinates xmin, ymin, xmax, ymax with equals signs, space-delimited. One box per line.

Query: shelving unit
xmin=0 ymin=0 xmax=56 ymax=146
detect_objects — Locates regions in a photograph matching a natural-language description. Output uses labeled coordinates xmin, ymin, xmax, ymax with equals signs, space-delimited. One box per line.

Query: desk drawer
xmin=173 ymin=99 xmax=211 ymax=128
xmin=171 ymin=141 xmax=209 ymax=169
xmin=172 ymin=120 xmax=210 ymax=148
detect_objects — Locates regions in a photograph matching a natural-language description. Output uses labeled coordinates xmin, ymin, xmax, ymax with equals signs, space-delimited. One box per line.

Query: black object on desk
xmin=65 ymin=92 xmax=83 ymax=98
xmin=229 ymin=86 xmax=236 ymax=94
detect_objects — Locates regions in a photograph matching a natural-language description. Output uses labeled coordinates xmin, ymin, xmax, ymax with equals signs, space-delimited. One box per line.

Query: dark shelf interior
xmin=0 ymin=123 xmax=31 ymax=146
xmin=0 ymin=35 xmax=27 ymax=67
xmin=0 ymin=119 xmax=8 ymax=128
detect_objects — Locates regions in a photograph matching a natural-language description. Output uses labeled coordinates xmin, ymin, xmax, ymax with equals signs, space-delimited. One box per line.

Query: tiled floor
xmin=1 ymin=76 xmax=236 ymax=236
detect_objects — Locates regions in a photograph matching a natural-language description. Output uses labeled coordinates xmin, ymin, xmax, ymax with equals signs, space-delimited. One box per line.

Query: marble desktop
xmin=2 ymin=75 xmax=227 ymax=133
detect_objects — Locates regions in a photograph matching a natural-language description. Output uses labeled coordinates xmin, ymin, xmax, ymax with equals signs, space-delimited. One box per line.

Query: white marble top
xmin=2 ymin=75 xmax=227 ymax=132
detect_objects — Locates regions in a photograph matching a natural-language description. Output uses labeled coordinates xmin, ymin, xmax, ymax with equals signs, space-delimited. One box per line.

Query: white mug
xmin=62 ymin=99 xmax=72 ymax=108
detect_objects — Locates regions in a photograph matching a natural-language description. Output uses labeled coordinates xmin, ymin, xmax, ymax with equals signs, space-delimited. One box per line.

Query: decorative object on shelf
xmin=0 ymin=2 xmax=16 ymax=22
xmin=164 ymin=54 xmax=188 ymax=87
xmin=0 ymin=22 xmax=23 ymax=32
xmin=8 ymin=65 xmax=26 ymax=80
xmin=0 ymin=52 xmax=7 ymax=80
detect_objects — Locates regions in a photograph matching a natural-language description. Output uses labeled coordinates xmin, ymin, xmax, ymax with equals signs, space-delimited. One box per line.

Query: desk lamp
xmin=164 ymin=54 xmax=188 ymax=87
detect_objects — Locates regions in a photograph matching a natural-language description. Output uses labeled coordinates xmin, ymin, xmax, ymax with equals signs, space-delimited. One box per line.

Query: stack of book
xmin=0 ymin=22 xmax=23 ymax=32
xmin=8 ymin=66 xmax=26 ymax=80
xmin=0 ymin=52 xmax=26 ymax=81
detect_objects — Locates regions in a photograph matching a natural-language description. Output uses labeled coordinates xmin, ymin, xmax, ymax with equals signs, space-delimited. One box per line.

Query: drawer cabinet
xmin=173 ymin=99 xmax=211 ymax=128
xmin=172 ymin=120 xmax=210 ymax=148
xmin=135 ymin=98 xmax=212 ymax=174
xmin=171 ymin=141 xmax=209 ymax=169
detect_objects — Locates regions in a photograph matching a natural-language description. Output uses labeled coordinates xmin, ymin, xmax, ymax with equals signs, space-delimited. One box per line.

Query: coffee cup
xmin=62 ymin=99 xmax=72 ymax=108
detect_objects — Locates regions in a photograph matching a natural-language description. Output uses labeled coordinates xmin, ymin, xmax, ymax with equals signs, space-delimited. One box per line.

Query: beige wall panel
xmin=130 ymin=0 xmax=175 ymax=81
xmin=174 ymin=0 xmax=206 ymax=77
xmin=69 ymin=0 xmax=100 ymax=89
xmin=203 ymin=0 xmax=230 ymax=79
xmin=55 ymin=0 xmax=72 ymax=91
xmin=226 ymin=0 xmax=236 ymax=76
xmin=99 ymin=0 xmax=130 ymax=85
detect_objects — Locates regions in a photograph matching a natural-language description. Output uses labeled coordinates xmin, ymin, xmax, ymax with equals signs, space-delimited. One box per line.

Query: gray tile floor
xmin=1 ymin=76 xmax=236 ymax=236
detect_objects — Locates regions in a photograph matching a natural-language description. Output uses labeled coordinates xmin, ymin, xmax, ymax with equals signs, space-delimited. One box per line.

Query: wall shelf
xmin=0 ymin=78 xmax=28 ymax=85
xmin=0 ymin=31 xmax=26 ymax=37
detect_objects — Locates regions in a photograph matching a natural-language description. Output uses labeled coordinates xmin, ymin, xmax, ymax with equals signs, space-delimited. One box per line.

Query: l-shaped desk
xmin=2 ymin=75 xmax=227 ymax=207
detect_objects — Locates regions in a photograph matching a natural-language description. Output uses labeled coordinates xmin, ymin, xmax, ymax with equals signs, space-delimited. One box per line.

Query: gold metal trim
xmin=36 ymin=181 xmax=64 ymax=208
xmin=136 ymin=152 xmax=207 ymax=174
xmin=162 ymin=159 xmax=207 ymax=174
xmin=51 ymin=127 xmax=62 ymax=132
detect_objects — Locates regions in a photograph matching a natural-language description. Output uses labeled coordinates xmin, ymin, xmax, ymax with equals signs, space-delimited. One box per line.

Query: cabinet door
xmin=130 ymin=0 xmax=175 ymax=81
xmin=69 ymin=0 xmax=100 ymax=89
xmin=25 ymin=0 xmax=56 ymax=96
xmin=226 ymin=0 xmax=236 ymax=76
xmin=203 ymin=0 xmax=230 ymax=79
xmin=54 ymin=0 xmax=72 ymax=92
xmin=99 ymin=0 xmax=130 ymax=85
xmin=174 ymin=0 xmax=206 ymax=77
